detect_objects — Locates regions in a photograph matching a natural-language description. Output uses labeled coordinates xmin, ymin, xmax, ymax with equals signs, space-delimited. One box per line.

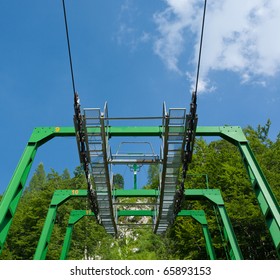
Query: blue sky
xmin=0 ymin=0 xmax=279 ymax=195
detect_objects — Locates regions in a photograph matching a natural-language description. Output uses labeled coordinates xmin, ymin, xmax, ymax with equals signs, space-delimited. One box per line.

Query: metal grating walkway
xmin=83 ymin=104 xmax=117 ymax=234
xmin=154 ymin=105 xmax=187 ymax=234
xmin=79 ymin=103 xmax=188 ymax=235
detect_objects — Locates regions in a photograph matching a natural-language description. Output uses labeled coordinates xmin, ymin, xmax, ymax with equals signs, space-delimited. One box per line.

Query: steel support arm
xmin=60 ymin=224 xmax=74 ymax=260
xmin=0 ymin=143 xmax=37 ymax=254
xmin=33 ymin=206 xmax=57 ymax=260
xmin=34 ymin=190 xmax=87 ymax=260
xmin=185 ymin=189 xmax=243 ymax=260
xmin=178 ymin=210 xmax=216 ymax=260
xmin=237 ymin=142 xmax=280 ymax=256
xmin=202 ymin=126 xmax=279 ymax=257
xmin=0 ymin=127 xmax=76 ymax=255
xmin=60 ymin=210 xmax=94 ymax=260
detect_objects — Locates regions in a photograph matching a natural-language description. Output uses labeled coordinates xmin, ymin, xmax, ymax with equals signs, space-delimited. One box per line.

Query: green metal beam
xmin=177 ymin=210 xmax=215 ymax=260
xmin=108 ymin=126 xmax=162 ymax=137
xmin=68 ymin=210 xmax=94 ymax=224
xmin=198 ymin=125 xmax=280 ymax=257
xmin=0 ymin=127 xmax=81 ymax=254
xmin=60 ymin=210 xmax=94 ymax=260
xmin=237 ymin=142 xmax=280 ymax=257
xmin=1 ymin=125 xmax=253 ymax=144
xmin=185 ymin=189 xmax=224 ymax=205
xmin=50 ymin=189 xmax=87 ymax=205
xmin=0 ymin=142 xmax=37 ymax=254
xmin=202 ymin=224 xmax=215 ymax=260
xmin=216 ymin=205 xmax=242 ymax=260
xmin=21 ymin=125 xmax=249 ymax=139
xmin=184 ymin=189 xmax=243 ymax=260
xmin=33 ymin=205 xmax=57 ymax=260
xmin=34 ymin=190 xmax=87 ymax=260
xmin=28 ymin=127 xmax=74 ymax=145
xmin=196 ymin=126 xmax=248 ymax=143
xmin=107 ymin=125 xmax=246 ymax=140
xmin=178 ymin=210 xmax=207 ymax=224
xmin=60 ymin=224 xmax=74 ymax=260
xmin=113 ymin=189 xmax=159 ymax=197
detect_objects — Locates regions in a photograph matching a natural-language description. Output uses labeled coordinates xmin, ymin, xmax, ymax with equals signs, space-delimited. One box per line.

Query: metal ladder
xmin=155 ymin=105 xmax=187 ymax=233
xmin=83 ymin=104 xmax=117 ymax=234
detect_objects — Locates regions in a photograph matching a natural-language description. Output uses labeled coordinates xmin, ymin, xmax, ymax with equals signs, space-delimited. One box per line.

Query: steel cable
xmin=61 ymin=0 xmax=100 ymax=219
xmin=62 ymin=0 xmax=76 ymax=95
xmin=194 ymin=0 xmax=208 ymax=96
xmin=173 ymin=0 xmax=208 ymax=219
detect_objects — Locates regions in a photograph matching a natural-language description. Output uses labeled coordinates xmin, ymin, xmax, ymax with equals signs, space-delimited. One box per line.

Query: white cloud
xmin=153 ymin=0 xmax=280 ymax=93
xmin=186 ymin=72 xmax=216 ymax=93
xmin=153 ymin=0 xmax=198 ymax=73
xmin=115 ymin=0 xmax=151 ymax=51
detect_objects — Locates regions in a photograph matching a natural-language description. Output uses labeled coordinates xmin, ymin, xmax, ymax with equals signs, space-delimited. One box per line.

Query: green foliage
xmin=28 ymin=162 xmax=46 ymax=192
xmin=145 ymin=164 xmax=160 ymax=189
xmin=167 ymin=217 xmax=208 ymax=260
xmin=113 ymin=174 xmax=124 ymax=189
xmin=257 ymin=119 xmax=272 ymax=144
